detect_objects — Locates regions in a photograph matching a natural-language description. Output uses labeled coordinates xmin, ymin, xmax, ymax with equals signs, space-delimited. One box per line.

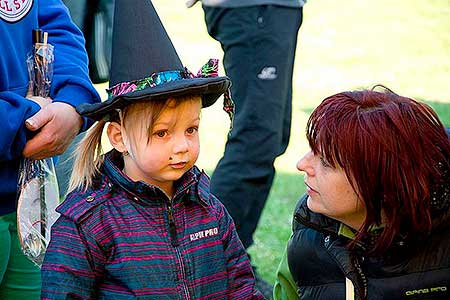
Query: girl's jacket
xmin=41 ymin=150 xmax=264 ymax=300
xmin=0 ymin=0 xmax=100 ymax=216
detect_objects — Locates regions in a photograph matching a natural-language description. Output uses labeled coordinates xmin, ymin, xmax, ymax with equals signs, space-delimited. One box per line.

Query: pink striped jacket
xmin=41 ymin=151 xmax=264 ymax=299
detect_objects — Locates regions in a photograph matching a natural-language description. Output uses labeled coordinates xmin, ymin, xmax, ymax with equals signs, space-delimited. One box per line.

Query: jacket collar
xmin=295 ymin=192 xmax=450 ymax=253
xmin=294 ymin=195 xmax=367 ymax=250
xmin=102 ymin=150 xmax=209 ymax=207
xmin=294 ymin=194 xmax=342 ymax=237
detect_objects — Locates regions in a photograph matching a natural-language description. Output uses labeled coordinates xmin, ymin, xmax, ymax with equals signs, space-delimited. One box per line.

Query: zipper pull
xmin=167 ymin=204 xmax=179 ymax=247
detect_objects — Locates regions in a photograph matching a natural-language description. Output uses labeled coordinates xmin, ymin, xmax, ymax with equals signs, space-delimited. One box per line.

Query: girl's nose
xmin=173 ymin=135 xmax=189 ymax=154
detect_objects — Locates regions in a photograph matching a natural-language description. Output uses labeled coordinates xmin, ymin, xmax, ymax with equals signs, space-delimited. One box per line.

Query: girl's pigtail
xmin=67 ymin=119 xmax=107 ymax=194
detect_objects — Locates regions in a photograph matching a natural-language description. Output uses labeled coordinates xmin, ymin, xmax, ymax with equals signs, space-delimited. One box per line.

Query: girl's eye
xmin=154 ymin=130 xmax=167 ymax=138
xmin=186 ymin=127 xmax=198 ymax=134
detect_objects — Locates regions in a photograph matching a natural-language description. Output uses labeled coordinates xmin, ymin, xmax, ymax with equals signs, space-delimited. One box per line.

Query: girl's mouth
xmin=170 ymin=161 xmax=187 ymax=169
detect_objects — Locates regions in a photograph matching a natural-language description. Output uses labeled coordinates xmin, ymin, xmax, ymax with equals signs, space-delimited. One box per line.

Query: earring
xmin=123 ymin=150 xmax=129 ymax=156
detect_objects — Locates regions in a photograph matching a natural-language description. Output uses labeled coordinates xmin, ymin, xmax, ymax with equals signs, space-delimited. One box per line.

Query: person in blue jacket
xmin=0 ymin=0 xmax=100 ymax=299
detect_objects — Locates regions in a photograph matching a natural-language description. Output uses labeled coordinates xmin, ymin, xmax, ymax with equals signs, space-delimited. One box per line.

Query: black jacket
xmin=287 ymin=194 xmax=450 ymax=300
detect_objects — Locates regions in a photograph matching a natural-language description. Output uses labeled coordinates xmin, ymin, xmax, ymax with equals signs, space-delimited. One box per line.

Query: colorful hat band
xmin=107 ymin=70 xmax=185 ymax=98
xmin=107 ymin=58 xmax=219 ymax=98
xmin=107 ymin=59 xmax=234 ymax=129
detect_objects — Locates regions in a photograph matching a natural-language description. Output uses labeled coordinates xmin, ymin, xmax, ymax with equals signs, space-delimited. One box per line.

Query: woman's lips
xmin=304 ymin=181 xmax=318 ymax=194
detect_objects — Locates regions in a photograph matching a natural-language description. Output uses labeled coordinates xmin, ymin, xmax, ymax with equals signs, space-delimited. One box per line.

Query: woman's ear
xmin=107 ymin=122 xmax=128 ymax=154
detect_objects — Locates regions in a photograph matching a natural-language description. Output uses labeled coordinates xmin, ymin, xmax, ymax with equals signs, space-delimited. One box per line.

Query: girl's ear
xmin=107 ymin=122 xmax=128 ymax=154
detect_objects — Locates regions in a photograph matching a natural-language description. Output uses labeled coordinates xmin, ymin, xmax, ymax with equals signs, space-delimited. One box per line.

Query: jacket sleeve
xmin=0 ymin=91 xmax=41 ymax=161
xmin=273 ymin=247 xmax=299 ymax=300
xmin=217 ymin=199 xmax=265 ymax=299
xmin=38 ymin=0 xmax=101 ymax=132
xmin=41 ymin=215 xmax=105 ymax=299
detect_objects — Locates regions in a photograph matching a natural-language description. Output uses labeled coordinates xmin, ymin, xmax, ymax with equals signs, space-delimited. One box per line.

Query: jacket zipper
xmin=352 ymin=256 xmax=368 ymax=299
xmin=167 ymin=202 xmax=179 ymax=247
xmin=167 ymin=201 xmax=191 ymax=300
xmin=175 ymin=247 xmax=191 ymax=300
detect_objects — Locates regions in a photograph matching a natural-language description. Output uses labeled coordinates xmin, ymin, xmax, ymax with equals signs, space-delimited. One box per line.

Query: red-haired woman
xmin=274 ymin=87 xmax=450 ymax=300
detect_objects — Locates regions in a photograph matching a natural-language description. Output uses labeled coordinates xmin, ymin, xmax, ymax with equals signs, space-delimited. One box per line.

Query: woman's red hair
xmin=306 ymin=87 xmax=450 ymax=254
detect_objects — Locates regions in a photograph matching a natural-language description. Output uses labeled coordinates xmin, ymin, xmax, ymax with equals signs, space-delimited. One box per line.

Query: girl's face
xmin=296 ymin=150 xmax=366 ymax=230
xmin=123 ymin=98 xmax=201 ymax=197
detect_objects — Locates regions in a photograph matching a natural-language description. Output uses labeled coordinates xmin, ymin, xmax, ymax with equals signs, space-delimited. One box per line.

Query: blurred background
xmin=91 ymin=0 xmax=449 ymax=285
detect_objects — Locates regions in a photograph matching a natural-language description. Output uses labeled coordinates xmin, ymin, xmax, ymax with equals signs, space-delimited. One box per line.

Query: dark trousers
xmin=203 ymin=5 xmax=303 ymax=248
xmin=63 ymin=0 xmax=114 ymax=83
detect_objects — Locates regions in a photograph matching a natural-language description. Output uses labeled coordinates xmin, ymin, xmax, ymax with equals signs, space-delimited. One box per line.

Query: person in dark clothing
xmin=190 ymin=0 xmax=304 ymax=250
xmin=187 ymin=1 xmax=305 ymax=297
xmin=62 ymin=0 xmax=113 ymax=84
xmin=274 ymin=87 xmax=450 ymax=299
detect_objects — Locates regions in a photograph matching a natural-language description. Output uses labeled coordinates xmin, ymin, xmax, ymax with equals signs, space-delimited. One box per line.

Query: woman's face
xmin=296 ymin=150 xmax=367 ymax=230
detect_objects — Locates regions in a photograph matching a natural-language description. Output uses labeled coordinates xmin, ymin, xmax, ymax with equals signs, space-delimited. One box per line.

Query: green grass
xmin=100 ymin=0 xmax=450 ymax=286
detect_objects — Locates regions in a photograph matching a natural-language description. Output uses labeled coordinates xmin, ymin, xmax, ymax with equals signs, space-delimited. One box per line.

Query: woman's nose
xmin=297 ymin=151 xmax=314 ymax=175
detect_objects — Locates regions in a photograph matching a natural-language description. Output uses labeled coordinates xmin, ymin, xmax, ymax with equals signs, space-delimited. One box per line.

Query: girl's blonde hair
xmin=68 ymin=95 xmax=201 ymax=193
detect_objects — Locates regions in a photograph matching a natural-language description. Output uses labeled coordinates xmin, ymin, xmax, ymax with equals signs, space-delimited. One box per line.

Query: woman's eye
xmin=319 ymin=156 xmax=332 ymax=168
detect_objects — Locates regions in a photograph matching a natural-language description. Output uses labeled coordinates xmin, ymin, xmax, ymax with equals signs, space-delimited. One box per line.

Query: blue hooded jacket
xmin=0 ymin=0 xmax=100 ymax=216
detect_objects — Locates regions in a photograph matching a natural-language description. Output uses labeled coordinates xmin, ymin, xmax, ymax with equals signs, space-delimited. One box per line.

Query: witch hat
xmin=77 ymin=0 xmax=232 ymax=121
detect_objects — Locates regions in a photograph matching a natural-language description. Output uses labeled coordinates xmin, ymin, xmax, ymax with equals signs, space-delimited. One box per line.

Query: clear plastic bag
xmin=26 ymin=42 xmax=54 ymax=98
xmin=17 ymin=32 xmax=58 ymax=267
xmin=17 ymin=158 xmax=60 ymax=267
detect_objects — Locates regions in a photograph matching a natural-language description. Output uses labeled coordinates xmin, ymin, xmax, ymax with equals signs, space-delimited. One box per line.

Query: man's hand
xmin=27 ymin=95 xmax=52 ymax=108
xmin=23 ymin=102 xmax=82 ymax=159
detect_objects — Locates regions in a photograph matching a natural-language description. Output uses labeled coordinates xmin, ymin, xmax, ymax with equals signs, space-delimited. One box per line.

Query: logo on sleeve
xmin=0 ymin=0 xmax=33 ymax=23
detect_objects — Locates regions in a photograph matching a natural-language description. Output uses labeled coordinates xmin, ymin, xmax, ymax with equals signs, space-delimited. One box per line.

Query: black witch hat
xmin=77 ymin=0 xmax=233 ymax=122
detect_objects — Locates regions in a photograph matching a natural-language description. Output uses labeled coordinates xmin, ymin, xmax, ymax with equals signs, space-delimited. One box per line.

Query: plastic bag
xmin=26 ymin=42 xmax=54 ymax=97
xmin=17 ymin=158 xmax=60 ymax=267
xmin=17 ymin=30 xmax=59 ymax=267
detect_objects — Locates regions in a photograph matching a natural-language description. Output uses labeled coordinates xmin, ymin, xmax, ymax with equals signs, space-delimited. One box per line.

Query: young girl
xmin=41 ymin=1 xmax=263 ymax=299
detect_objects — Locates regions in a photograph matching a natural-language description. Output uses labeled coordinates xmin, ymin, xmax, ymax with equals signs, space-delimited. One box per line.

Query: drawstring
xmin=346 ymin=277 xmax=355 ymax=300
